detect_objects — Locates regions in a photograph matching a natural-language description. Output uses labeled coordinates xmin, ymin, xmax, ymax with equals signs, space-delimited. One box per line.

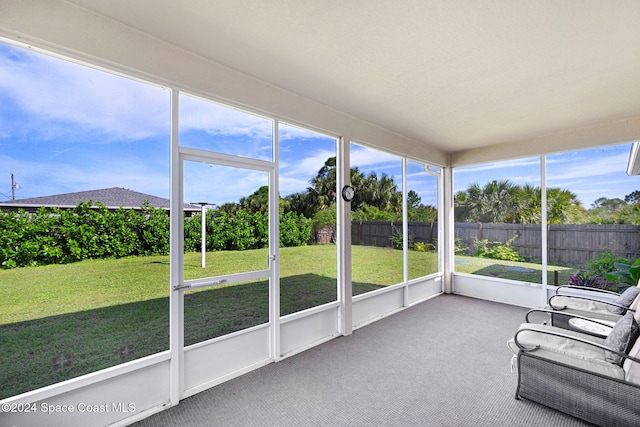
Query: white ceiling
xmin=62 ymin=0 xmax=640 ymax=153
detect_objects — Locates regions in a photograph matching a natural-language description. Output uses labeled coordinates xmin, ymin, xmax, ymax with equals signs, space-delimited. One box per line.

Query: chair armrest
xmin=555 ymin=285 xmax=620 ymax=296
xmin=548 ymin=294 xmax=633 ymax=313
xmin=525 ymin=308 xmax=616 ymax=328
xmin=514 ymin=326 xmax=640 ymax=366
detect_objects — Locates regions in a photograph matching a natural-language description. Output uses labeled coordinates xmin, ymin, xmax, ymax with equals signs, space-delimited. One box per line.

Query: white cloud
xmin=182 ymin=161 xmax=269 ymax=206
xmin=279 ymin=176 xmax=311 ymax=196
xmin=0 ymin=44 xmax=169 ymax=142
xmin=283 ymin=149 xmax=334 ymax=175
xmin=350 ymin=145 xmax=402 ymax=173
xmin=546 ymin=151 xmax=629 ymax=182
xmin=179 ymin=93 xmax=273 ymax=138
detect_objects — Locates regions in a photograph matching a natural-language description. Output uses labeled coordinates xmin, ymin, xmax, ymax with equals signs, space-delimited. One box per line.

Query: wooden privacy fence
xmin=348 ymin=221 xmax=640 ymax=266
xmin=351 ymin=221 xmax=438 ymax=248
xmin=456 ymin=223 xmax=640 ymax=265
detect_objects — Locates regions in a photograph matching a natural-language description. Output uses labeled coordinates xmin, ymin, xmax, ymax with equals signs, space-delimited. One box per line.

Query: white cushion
xmin=510 ymin=323 xmax=624 ymax=380
xmin=630 ymin=292 xmax=640 ymax=319
xmin=551 ymin=296 xmax=611 ymax=313
xmin=548 ymin=296 xmax=626 ymax=323
xmin=623 ymin=338 xmax=640 ymax=385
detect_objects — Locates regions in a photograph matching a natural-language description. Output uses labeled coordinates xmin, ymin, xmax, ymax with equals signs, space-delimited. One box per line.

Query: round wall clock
xmin=341 ymin=185 xmax=355 ymax=202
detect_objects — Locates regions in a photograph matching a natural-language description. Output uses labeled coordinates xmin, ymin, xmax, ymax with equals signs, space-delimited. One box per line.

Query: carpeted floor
xmin=133 ymin=294 xmax=593 ymax=426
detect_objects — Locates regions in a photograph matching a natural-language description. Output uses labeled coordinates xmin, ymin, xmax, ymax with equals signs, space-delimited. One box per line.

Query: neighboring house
xmin=0 ymin=187 xmax=201 ymax=215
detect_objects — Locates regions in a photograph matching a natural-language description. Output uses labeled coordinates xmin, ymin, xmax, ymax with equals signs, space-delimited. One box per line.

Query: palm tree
xmin=455 ymin=180 xmax=518 ymax=223
xmin=302 ymin=156 xmax=411 ymax=219
xmin=483 ymin=180 xmax=519 ymax=223
xmin=283 ymin=192 xmax=317 ymax=218
xmin=547 ymin=188 xmax=583 ymax=224
xmin=513 ymin=184 xmax=541 ymax=224
xmin=455 ymin=181 xmax=583 ymax=224
xmin=309 ymin=157 xmax=337 ymax=210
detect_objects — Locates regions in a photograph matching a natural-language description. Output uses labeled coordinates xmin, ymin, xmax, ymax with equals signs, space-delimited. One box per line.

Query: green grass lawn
xmin=0 ymin=245 xmax=570 ymax=399
xmin=454 ymin=255 xmax=575 ymax=285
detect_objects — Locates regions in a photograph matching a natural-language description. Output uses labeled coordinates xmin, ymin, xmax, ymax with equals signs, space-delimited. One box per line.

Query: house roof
xmin=0 ymin=187 xmax=200 ymax=212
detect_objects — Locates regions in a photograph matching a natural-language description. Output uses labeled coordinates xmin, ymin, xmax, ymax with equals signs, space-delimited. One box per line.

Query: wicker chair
xmin=508 ymin=312 xmax=640 ymax=427
xmin=547 ymin=284 xmax=640 ymax=330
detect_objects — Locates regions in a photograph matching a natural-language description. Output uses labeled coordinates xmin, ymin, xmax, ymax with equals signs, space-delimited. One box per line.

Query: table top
xmin=568 ymin=317 xmax=614 ymax=337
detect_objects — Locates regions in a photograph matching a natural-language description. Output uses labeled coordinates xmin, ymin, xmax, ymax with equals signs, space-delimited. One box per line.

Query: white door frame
xmin=169 ymin=91 xmax=278 ymax=401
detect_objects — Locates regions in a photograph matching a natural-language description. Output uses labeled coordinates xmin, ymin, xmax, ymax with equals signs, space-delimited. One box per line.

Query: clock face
xmin=342 ymin=185 xmax=355 ymax=202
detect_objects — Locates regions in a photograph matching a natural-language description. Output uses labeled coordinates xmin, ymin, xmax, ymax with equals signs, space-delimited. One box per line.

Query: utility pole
xmin=11 ymin=173 xmax=15 ymax=200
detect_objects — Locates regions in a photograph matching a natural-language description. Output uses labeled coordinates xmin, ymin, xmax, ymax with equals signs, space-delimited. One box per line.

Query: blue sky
xmin=454 ymin=144 xmax=639 ymax=208
xmin=0 ymin=41 xmax=637 ymax=210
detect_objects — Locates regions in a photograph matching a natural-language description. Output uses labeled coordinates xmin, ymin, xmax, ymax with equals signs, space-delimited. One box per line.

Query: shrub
xmin=1 ymin=203 xmax=169 ymax=268
xmin=187 ymin=209 xmax=267 ymax=251
xmin=429 ymin=237 xmax=466 ymax=254
xmin=137 ymin=202 xmax=170 ymax=255
xmin=413 ymin=241 xmax=433 ymax=252
xmin=454 ymin=238 xmax=468 ymax=254
xmin=184 ymin=208 xmax=312 ymax=252
xmin=584 ymin=251 xmax=631 ymax=278
xmin=569 ymin=252 xmax=634 ymax=292
xmin=280 ymin=211 xmax=313 ymax=247
xmin=473 ymin=235 xmax=524 ymax=262
xmin=312 ymin=205 xmax=336 ymax=228
xmin=389 ymin=224 xmax=414 ymax=250
xmin=568 ymin=271 xmax=612 ymax=290
xmin=605 ymin=258 xmax=640 ymax=288
xmin=0 ymin=202 xmax=315 ymax=268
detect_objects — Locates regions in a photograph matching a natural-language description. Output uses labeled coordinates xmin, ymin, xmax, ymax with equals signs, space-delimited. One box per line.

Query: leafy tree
xmin=613 ymin=203 xmax=640 ymax=225
xmin=313 ymin=204 xmax=337 ymax=228
xmin=240 ymin=186 xmax=269 ymax=213
xmin=625 ymin=190 xmax=640 ymax=204
xmin=591 ymin=197 xmax=626 ymax=211
xmin=279 ymin=211 xmax=312 ymax=247
xmin=580 ymin=191 xmax=640 ymax=224
xmin=216 ymin=202 xmax=236 ymax=214
xmin=406 ymin=190 xmax=437 ymax=222
xmin=586 ymin=197 xmax=627 ymax=224
xmin=407 ymin=190 xmax=421 ymax=209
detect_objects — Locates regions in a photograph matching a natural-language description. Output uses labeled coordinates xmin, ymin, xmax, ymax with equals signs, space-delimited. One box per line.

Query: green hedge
xmin=183 ymin=209 xmax=312 ymax=251
xmin=1 ymin=203 xmax=312 ymax=269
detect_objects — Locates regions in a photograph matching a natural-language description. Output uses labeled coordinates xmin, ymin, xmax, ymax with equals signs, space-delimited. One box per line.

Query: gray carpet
xmin=134 ymin=294 xmax=592 ymax=426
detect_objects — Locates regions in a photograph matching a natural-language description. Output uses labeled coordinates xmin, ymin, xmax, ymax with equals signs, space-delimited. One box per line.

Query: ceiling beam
xmin=450 ymin=115 xmax=640 ymax=167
